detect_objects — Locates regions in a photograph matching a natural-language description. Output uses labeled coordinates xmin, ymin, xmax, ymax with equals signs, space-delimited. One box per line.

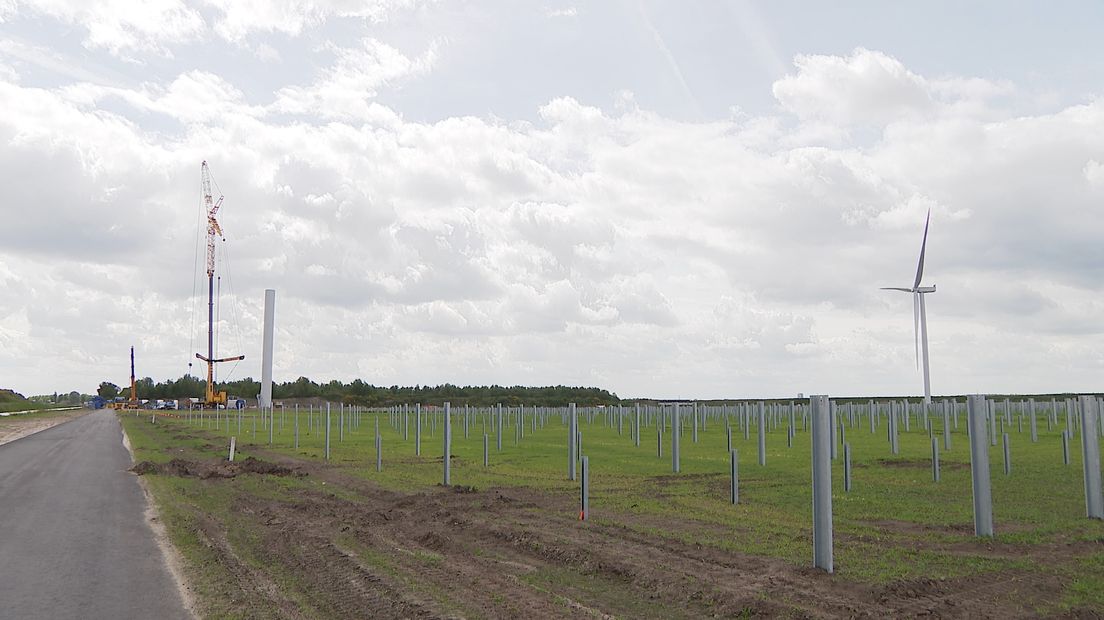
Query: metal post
xmin=758 ymin=401 xmax=766 ymax=467
xmin=443 ymin=402 xmax=451 ymax=486
xmin=989 ymin=401 xmax=998 ymax=447
xmin=325 ymin=406 xmax=331 ymax=461
xmin=568 ymin=403 xmax=577 ymax=481
xmin=1063 ymin=431 xmax=1071 ymax=466
xmin=837 ymin=418 xmax=845 ymax=459
xmin=635 ymin=403 xmax=641 ymax=447
xmin=1077 ymin=396 xmax=1103 ymax=519
xmin=580 ymin=455 xmax=589 ymax=521
xmin=497 ymin=403 xmax=503 ymax=451
xmin=415 ymin=404 xmax=421 ymax=456
xmin=1002 ymin=433 xmax=1011 ymax=476
xmin=943 ymin=404 xmax=951 ymax=451
xmin=657 ymin=416 xmax=663 ymax=458
xmin=228 ymin=436 xmax=236 ymax=462
xmin=811 ymin=395 xmax=833 ymax=573
xmin=932 ymin=437 xmax=940 ymax=482
xmin=1029 ymin=400 xmax=1037 ymax=443
xmin=483 ymin=433 xmax=489 ymax=467
xmin=967 ymin=395 xmax=993 ymax=537
xmin=730 ymin=449 xmax=739 ymax=504
xmin=672 ymin=403 xmax=681 ymax=473
xmin=843 ymin=442 xmax=852 ymax=492
xmin=890 ymin=407 xmax=899 ymax=455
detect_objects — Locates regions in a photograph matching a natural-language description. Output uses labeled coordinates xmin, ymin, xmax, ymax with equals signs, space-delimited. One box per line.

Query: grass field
xmin=0 ymin=399 xmax=55 ymax=414
xmin=121 ymin=402 xmax=1104 ymax=618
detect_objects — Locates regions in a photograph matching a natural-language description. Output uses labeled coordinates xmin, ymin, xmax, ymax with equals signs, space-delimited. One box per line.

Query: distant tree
xmin=97 ymin=382 xmax=119 ymax=399
xmin=93 ymin=374 xmax=621 ymax=407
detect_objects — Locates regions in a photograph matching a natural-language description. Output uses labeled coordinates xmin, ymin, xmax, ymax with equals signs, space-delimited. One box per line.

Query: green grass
xmin=0 ymin=400 xmax=63 ymax=414
xmin=123 ymin=405 xmax=1104 ymax=614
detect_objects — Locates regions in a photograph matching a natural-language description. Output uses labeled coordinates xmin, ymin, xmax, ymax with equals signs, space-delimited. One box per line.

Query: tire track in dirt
xmin=186 ymin=447 xmax=1091 ymax=619
xmin=194 ymin=515 xmax=308 ymax=620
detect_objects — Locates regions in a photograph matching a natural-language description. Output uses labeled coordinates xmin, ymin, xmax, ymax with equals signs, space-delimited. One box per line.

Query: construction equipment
xmin=110 ymin=346 xmax=140 ymax=410
xmin=195 ymin=161 xmax=244 ymax=408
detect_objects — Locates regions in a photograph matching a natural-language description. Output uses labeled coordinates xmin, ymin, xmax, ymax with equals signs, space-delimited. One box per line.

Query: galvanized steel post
xmin=967 ymin=395 xmax=994 ymax=537
xmin=1077 ymin=396 xmax=1103 ymax=519
xmin=811 ymin=395 xmax=833 ymax=573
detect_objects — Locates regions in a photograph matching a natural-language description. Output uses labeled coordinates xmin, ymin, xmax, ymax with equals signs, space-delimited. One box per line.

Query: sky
xmin=1 ymin=1 xmax=1103 ymax=400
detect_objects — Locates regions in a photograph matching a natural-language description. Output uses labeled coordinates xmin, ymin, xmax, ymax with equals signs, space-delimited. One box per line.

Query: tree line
xmin=98 ymin=375 xmax=620 ymax=407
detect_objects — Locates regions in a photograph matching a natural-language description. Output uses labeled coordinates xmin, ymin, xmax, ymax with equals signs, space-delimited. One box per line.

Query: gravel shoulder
xmin=0 ymin=407 xmax=90 ymax=446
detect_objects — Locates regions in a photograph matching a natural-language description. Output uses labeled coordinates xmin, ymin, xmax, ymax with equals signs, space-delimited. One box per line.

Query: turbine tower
xmin=882 ymin=210 xmax=935 ymax=405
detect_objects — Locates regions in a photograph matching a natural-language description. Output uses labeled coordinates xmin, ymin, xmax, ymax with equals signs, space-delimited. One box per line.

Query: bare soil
xmin=0 ymin=408 xmax=89 ymax=446
xmin=131 ymin=457 xmax=299 ymax=479
xmin=147 ymin=450 xmax=1099 ymax=619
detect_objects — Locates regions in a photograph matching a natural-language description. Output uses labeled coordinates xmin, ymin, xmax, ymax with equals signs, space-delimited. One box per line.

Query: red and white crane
xmin=195 ymin=161 xmax=244 ymax=407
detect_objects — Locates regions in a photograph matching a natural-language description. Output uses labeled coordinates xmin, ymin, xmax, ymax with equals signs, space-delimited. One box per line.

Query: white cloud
xmin=545 ymin=7 xmax=577 ymax=18
xmin=271 ymin=38 xmax=439 ymax=121
xmin=773 ymin=48 xmax=933 ymax=125
xmin=205 ymin=0 xmax=435 ymax=42
xmin=2 ymin=43 xmax=1104 ymax=400
xmin=1086 ymin=159 xmax=1104 ymax=190
xmin=772 ymin=48 xmax=1011 ymax=128
xmin=4 ymin=0 xmax=205 ymax=58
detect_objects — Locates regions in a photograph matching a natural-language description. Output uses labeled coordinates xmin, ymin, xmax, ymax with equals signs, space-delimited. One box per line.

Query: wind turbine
xmin=882 ymin=210 xmax=935 ymax=405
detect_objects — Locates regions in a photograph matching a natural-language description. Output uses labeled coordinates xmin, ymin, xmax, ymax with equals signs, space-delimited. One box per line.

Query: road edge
xmin=119 ymin=418 xmax=200 ymax=620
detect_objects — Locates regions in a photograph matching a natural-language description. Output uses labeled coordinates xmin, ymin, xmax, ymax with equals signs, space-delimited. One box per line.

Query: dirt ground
xmin=132 ymin=450 xmax=1103 ymax=619
xmin=0 ymin=408 xmax=88 ymax=447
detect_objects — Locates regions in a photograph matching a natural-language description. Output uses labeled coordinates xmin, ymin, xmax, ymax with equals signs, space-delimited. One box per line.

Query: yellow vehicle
xmin=110 ymin=347 xmax=140 ymax=410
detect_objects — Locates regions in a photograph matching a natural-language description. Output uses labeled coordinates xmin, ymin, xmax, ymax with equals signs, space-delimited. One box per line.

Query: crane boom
xmin=196 ymin=161 xmax=243 ymax=408
xmin=130 ymin=346 xmax=137 ymax=406
xmin=202 ymin=161 xmax=224 ymax=277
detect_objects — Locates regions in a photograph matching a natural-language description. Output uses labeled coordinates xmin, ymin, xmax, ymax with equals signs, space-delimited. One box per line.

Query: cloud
xmin=2 ymin=46 xmax=1104 ymax=399
xmin=545 ymin=7 xmax=577 ymax=18
xmin=3 ymin=0 xmax=205 ymax=58
xmin=1086 ymin=159 xmax=1104 ymax=190
xmin=271 ymin=38 xmax=439 ymax=121
xmin=0 ymin=0 xmax=435 ymax=58
xmin=773 ymin=48 xmax=933 ymax=125
xmin=205 ymin=0 xmax=436 ymax=43
xmin=772 ymin=48 xmax=1012 ymax=128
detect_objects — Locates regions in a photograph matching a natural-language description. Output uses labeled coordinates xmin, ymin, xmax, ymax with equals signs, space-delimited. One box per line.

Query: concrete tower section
xmin=259 ymin=289 xmax=276 ymax=410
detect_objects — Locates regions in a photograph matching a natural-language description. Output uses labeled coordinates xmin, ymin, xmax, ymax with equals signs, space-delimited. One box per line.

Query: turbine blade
xmin=881 ymin=287 xmax=913 ymax=292
xmin=913 ymin=292 xmax=920 ymax=370
xmin=913 ymin=209 xmax=930 ymax=290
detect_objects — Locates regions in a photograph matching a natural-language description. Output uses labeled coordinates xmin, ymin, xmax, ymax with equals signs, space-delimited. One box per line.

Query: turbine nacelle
xmin=880 ymin=209 xmax=935 ymax=403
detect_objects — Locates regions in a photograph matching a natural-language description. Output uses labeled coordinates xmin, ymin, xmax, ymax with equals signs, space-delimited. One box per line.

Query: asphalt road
xmin=0 ymin=409 xmax=191 ymax=619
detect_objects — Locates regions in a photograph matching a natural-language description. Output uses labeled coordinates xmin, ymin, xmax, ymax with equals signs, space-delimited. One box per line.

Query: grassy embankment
xmin=120 ymin=404 xmax=1104 ymax=617
xmin=0 ymin=389 xmax=57 ymax=414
